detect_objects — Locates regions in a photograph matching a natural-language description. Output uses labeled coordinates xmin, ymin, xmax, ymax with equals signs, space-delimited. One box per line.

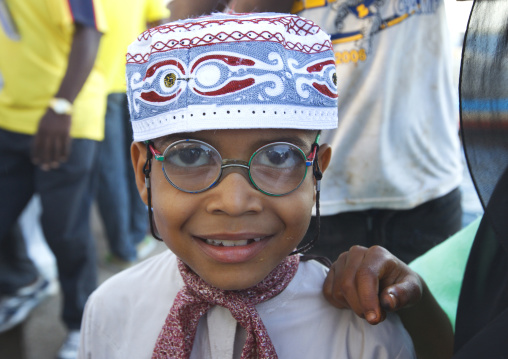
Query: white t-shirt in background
xmin=296 ymin=0 xmax=462 ymax=215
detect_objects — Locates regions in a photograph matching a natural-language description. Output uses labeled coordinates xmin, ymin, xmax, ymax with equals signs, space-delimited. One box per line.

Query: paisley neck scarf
xmin=152 ymin=255 xmax=300 ymax=359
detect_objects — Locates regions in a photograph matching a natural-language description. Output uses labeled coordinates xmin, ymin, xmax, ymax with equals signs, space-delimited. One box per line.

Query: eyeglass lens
xmin=161 ymin=140 xmax=308 ymax=195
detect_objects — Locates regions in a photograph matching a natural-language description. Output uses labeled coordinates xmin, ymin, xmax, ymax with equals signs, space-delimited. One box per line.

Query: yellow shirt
xmin=96 ymin=0 xmax=170 ymax=93
xmin=0 ymin=0 xmax=108 ymax=140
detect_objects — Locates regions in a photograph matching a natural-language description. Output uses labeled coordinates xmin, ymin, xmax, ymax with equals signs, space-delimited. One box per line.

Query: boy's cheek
xmin=279 ymin=191 xmax=314 ymax=230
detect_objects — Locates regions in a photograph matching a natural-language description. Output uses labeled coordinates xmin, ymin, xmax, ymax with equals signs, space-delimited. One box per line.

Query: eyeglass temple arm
xmin=291 ymin=135 xmax=323 ymax=255
xmin=306 ymin=132 xmax=321 ymax=166
xmin=143 ymin=141 xmax=164 ymax=242
xmin=146 ymin=141 xmax=164 ymax=161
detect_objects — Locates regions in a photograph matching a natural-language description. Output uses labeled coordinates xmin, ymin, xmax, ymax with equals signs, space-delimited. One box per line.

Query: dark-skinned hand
xmin=323 ymin=245 xmax=423 ymax=325
xmin=31 ymin=109 xmax=72 ymax=171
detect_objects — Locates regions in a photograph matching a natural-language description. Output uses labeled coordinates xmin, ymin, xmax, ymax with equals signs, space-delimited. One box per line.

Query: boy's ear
xmin=131 ymin=141 xmax=149 ymax=206
xmin=317 ymin=143 xmax=332 ymax=174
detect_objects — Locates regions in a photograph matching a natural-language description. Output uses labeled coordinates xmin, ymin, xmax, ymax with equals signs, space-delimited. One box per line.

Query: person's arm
xmin=323 ymin=245 xmax=453 ymax=359
xmin=168 ymin=0 xmax=294 ymax=21
xmin=168 ymin=0 xmax=224 ymax=21
xmin=31 ymin=23 xmax=102 ymax=170
xmin=146 ymin=0 xmax=172 ymax=28
xmin=227 ymin=0 xmax=294 ymax=13
xmin=397 ymin=279 xmax=454 ymax=359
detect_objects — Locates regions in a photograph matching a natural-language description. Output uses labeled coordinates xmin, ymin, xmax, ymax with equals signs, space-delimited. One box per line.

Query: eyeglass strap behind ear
xmin=144 ymin=141 xmax=163 ymax=241
xmin=290 ymin=140 xmax=322 ymax=255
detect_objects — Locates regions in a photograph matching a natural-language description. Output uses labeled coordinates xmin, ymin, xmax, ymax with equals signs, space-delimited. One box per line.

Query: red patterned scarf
xmin=152 ymin=255 xmax=300 ymax=359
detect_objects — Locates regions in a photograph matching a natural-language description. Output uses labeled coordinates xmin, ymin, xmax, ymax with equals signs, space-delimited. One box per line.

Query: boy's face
xmin=132 ymin=129 xmax=331 ymax=290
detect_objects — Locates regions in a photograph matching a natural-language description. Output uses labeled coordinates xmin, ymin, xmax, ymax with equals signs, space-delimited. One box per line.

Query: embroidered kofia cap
xmin=126 ymin=12 xmax=338 ymax=141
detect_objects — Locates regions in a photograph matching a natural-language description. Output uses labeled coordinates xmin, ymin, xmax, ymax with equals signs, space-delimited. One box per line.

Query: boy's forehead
xmin=154 ymin=128 xmax=317 ymax=150
xmin=126 ymin=13 xmax=338 ymax=142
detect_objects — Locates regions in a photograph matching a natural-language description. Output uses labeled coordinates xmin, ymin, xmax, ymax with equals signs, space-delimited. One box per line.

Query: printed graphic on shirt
xmin=293 ymin=0 xmax=441 ymax=64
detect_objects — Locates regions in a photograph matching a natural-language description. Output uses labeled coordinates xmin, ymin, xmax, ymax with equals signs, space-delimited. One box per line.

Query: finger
xmin=41 ymin=131 xmax=55 ymax=168
xmin=323 ymin=254 xmax=349 ymax=308
xmin=323 ymin=263 xmax=340 ymax=307
xmin=339 ymin=246 xmax=372 ymax=318
xmin=32 ymin=132 xmax=53 ymax=170
xmin=51 ymin=132 xmax=71 ymax=168
xmin=60 ymin=135 xmax=72 ymax=163
xmin=353 ymin=246 xmax=389 ymax=324
xmin=49 ymin=135 xmax=63 ymax=169
xmin=380 ymin=273 xmax=422 ymax=312
xmin=380 ymin=290 xmax=398 ymax=312
xmin=48 ymin=133 xmax=62 ymax=169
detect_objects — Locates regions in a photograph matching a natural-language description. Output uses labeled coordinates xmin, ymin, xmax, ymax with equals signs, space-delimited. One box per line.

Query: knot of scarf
xmin=152 ymin=255 xmax=300 ymax=359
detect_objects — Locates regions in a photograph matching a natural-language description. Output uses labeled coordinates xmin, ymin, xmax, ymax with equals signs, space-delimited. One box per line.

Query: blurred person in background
xmin=292 ymin=0 xmax=463 ymax=264
xmin=93 ymin=0 xmax=170 ymax=270
xmin=0 ymin=0 xmax=107 ymax=358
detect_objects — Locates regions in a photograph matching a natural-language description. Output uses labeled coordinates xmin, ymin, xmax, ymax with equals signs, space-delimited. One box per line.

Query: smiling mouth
xmin=203 ymin=238 xmax=262 ymax=247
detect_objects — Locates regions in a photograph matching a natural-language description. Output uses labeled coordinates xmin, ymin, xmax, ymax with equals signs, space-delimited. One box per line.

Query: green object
xmin=409 ymin=216 xmax=482 ymax=330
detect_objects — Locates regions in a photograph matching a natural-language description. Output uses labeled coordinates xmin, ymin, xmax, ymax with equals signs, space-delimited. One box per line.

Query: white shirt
xmin=297 ymin=0 xmax=463 ymax=215
xmin=79 ymin=250 xmax=415 ymax=358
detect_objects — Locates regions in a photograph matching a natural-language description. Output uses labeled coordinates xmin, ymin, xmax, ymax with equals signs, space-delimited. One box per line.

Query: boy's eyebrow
xmin=154 ymin=133 xmax=192 ymax=147
xmin=252 ymin=136 xmax=311 ymax=151
xmin=155 ymin=133 xmax=313 ymax=151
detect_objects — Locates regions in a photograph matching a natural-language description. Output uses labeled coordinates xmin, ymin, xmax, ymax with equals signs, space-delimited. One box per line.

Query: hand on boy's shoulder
xmin=323 ymin=245 xmax=423 ymax=325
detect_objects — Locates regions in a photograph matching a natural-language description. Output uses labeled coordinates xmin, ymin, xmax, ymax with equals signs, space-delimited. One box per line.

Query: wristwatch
xmin=49 ymin=97 xmax=73 ymax=115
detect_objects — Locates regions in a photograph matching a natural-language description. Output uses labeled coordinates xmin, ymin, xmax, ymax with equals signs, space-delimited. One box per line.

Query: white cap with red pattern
xmin=126 ymin=12 xmax=338 ymax=141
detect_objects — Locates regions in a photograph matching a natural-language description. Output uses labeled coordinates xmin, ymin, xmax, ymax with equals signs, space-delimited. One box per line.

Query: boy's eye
xmin=167 ymin=147 xmax=211 ymax=167
xmin=255 ymin=146 xmax=301 ymax=168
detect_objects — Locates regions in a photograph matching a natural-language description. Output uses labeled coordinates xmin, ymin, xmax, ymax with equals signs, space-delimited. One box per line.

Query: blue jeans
xmin=93 ymin=93 xmax=147 ymax=261
xmin=304 ymin=188 xmax=463 ymax=264
xmin=0 ymin=129 xmax=98 ymax=330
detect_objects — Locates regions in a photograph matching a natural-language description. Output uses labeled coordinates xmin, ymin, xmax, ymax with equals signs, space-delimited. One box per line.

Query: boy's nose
xmin=218 ymin=164 xmax=252 ymax=185
xmin=206 ymin=172 xmax=262 ymax=216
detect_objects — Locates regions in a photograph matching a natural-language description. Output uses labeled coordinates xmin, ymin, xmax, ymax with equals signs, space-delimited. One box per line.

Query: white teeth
xmin=204 ymin=238 xmax=258 ymax=247
xmin=223 ymin=239 xmax=247 ymax=247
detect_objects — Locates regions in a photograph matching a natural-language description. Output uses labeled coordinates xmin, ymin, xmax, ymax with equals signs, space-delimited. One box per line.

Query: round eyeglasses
xmin=148 ymin=139 xmax=318 ymax=196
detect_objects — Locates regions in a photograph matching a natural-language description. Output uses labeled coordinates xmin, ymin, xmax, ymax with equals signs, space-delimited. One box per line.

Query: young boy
xmin=79 ymin=13 xmax=415 ymax=358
